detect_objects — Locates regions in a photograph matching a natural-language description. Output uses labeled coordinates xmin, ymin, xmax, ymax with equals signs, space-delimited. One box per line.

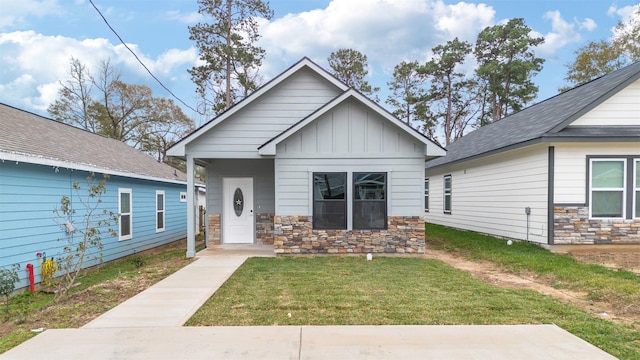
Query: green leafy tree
xmin=422 ymin=38 xmax=479 ymax=145
xmin=328 ymin=48 xmax=379 ymax=99
xmin=562 ymin=6 xmax=639 ymax=90
xmin=386 ymin=61 xmax=429 ymax=129
xmin=53 ymin=173 xmax=117 ymax=300
xmin=474 ymin=18 xmax=545 ymax=125
xmin=188 ymin=0 xmax=273 ymax=116
xmin=48 ymin=58 xmax=194 ymax=162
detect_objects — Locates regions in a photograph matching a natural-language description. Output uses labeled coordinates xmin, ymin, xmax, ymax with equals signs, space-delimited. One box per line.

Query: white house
xmin=424 ymin=61 xmax=640 ymax=245
xmin=168 ymin=57 xmax=445 ymax=256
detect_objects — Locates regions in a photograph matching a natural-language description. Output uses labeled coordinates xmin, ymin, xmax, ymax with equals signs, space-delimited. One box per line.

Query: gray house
xmin=425 ymin=61 xmax=640 ymax=245
xmin=168 ymin=57 xmax=445 ymax=256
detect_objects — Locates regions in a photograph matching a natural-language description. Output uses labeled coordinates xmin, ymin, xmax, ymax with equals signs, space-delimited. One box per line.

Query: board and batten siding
xmin=187 ymin=68 xmax=343 ymax=159
xmin=569 ymin=78 xmax=640 ymax=126
xmin=553 ymin=142 xmax=640 ymax=204
xmin=274 ymin=99 xmax=426 ymax=218
xmin=206 ymin=159 xmax=275 ymax=214
xmin=0 ymin=162 xmax=186 ymax=289
xmin=425 ymin=145 xmax=549 ymax=243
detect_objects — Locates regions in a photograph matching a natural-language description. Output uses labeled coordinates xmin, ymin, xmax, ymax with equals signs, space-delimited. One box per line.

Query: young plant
xmin=53 ymin=173 xmax=117 ymax=300
xmin=0 ymin=264 xmax=20 ymax=318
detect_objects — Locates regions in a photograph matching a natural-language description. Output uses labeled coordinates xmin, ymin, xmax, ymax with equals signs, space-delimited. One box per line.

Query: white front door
xmin=222 ymin=177 xmax=254 ymax=244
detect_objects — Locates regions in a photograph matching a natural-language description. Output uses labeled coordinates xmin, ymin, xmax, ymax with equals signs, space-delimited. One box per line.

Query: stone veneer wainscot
xmin=273 ymin=216 xmax=425 ymax=254
xmin=554 ymin=206 xmax=640 ymax=244
xmin=208 ymin=213 xmax=275 ymax=245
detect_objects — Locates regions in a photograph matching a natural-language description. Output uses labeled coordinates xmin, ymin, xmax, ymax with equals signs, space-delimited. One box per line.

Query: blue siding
xmin=0 ymin=161 xmax=187 ymax=290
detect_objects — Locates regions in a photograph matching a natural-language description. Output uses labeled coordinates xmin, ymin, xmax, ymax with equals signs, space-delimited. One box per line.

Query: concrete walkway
xmin=1 ymin=245 xmax=617 ymax=360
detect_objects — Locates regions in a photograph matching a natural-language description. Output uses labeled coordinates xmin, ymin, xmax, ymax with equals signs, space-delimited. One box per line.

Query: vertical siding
xmin=570 ymin=79 xmax=640 ymax=126
xmin=554 ymin=142 xmax=640 ymax=204
xmin=274 ymin=99 xmax=426 ymax=218
xmin=0 ymin=162 xmax=187 ymax=290
xmin=188 ymin=68 xmax=342 ymax=158
xmin=425 ymin=145 xmax=549 ymax=243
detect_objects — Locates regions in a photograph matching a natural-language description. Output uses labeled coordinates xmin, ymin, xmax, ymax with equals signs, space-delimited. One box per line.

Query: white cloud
xmin=534 ymin=11 xmax=582 ymax=57
xmin=0 ymin=0 xmax=62 ymax=30
xmin=258 ymin=0 xmax=496 ymax=78
xmin=0 ymin=31 xmax=197 ymax=114
xmin=610 ymin=4 xmax=640 ymax=41
xmin=579 ymin=18 xmax=597 ymax=31
xmin=166 ymin=10 xmax=202 ymax=24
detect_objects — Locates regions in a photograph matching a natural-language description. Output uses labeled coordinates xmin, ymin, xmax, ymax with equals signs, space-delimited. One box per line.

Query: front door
xmin=222 ymin=177 xmax=254 ymax=244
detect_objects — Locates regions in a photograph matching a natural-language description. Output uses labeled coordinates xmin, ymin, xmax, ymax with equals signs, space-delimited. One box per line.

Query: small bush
xmin=0 ymin=264 xmax=20 ymax=318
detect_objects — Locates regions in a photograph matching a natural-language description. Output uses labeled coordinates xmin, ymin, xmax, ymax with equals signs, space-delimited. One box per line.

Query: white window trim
xmin=589 ymin=158 xmax=626 ymax=219
xmin=424 ymin=178 xmax=429 ymax=213
xmin=443 ymin=174 xmax=452 ymax=214
xmin=156 ymin=190 xmax=166 ymax=233
xmin=634 ymin=160 xmax=639 ymax=219
xmin=118 ymin=188 xmax=132 ymax=241
xmin=179 ymin=192 xmax=187 ymax=202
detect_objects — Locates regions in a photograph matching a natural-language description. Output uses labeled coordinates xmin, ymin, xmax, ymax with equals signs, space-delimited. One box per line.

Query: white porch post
xmin=186 ymin=153 xmax=196 ymax=258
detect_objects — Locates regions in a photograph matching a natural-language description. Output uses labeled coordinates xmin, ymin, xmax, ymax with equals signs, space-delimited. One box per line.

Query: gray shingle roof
xmin=0 ymin=103 xmax=187 ymax=183
xmin=425 ymin=61 xmax=640 ymax=170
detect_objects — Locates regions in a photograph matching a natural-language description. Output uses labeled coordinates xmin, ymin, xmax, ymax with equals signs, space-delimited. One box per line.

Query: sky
xmin=1 ymin=0 xmax=639 ymax=126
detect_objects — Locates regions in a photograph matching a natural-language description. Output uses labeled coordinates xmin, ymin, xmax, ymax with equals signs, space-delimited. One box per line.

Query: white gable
xmin=570 ymin=78 xmax=640 ymax=126
xmin=186 ymin=68 xmax=343 ymax=159
xmin=276 ymin=98 xmax=425 ymax=157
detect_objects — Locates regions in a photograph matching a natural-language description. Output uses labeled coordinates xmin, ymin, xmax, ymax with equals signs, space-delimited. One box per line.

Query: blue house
xmin=0 ymin=103 xmax=189 ymax=290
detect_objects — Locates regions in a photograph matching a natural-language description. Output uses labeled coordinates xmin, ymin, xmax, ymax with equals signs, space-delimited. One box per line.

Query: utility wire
xmin=89 ymin=0 xmax=201 ymax=115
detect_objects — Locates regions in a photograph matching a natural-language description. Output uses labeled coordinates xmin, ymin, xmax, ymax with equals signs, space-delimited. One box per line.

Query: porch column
xmin=186 ymin=153 xmax=196 ymax=258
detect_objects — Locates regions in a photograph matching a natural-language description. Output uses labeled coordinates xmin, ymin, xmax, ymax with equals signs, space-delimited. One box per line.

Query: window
xmin=353 ymin=173 xmax=386 ymax=229
xmin=118 ymin=188 xmax=132 ymax=240
xmin=635 ymin=160 xmax=639 ymax=219
xmin=313 ymin=173 xmax=346 ymax=229
xmin=590 ymin=159 xmax=625 ymax=218
xmin=424 ymin=178 xmax=430 ymax=212
xmin=179 ymin=192 xmax=187 ymax=202
xmin=443 ymin=175 xmax=452 ymax=214
xmin=156 ymin=190 xmax=165 ymax=232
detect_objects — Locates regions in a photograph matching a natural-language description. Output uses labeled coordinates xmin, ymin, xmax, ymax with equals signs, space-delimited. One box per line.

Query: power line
xmin=88 ymin=0 xmax=201 ymax=115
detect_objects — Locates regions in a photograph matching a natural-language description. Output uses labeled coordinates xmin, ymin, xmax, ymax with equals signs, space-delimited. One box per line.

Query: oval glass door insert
xmin=233 ymin=188 xmax=244 ymax=216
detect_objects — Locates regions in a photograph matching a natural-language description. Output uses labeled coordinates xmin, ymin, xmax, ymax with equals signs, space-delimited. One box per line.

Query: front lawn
xmin=187 ymin=226 xmax=640 ymax=359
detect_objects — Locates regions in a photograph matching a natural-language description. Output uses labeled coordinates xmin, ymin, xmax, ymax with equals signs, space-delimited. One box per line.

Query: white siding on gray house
xmin=425 ymin=145 xmax=549 ymax=243
xmin=274 ymin=99 xmax=425 ymax=220
xmin=569 ymin=78 xmax=640 ymax=126
xmin=553 ymin=142 xmax=640 ymax=204
xmin=187 ymin=69 xmax=342 ymax=159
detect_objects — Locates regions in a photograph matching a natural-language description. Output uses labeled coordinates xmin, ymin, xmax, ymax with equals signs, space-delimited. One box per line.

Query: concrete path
xmin=1 ymin=245 xmax=618 ymax=359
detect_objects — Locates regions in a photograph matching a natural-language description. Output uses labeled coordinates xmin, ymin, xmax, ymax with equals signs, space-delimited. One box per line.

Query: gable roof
xmin=258 ymin=88 xmax=446 ymax=157
xmin=167 ymin=57 xmax=348 ymax=158
xmin=425 ymin=61 xmax=640 ymax=170
xmin=0 ymin=103 xmax=187 ymax=184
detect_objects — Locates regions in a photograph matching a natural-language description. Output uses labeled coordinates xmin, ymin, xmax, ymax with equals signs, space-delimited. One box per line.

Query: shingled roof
xmin=425 ymin=61 xmax=640 ymax=170
xmin=0 ymin=103 xmax=186 ymax=183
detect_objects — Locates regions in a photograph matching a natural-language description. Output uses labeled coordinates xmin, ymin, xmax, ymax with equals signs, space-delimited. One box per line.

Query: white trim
xmin=156 ymin=190 xmax=165 ymax=233
xmin=258 ymin=89 xmax=445 ymax=157
xmin=118 ymin=188 xmax=133 ymax=241
xmin=634 ymin=159 xmax=639 ymax=219
xmin=0 ymin=151 xmax=186 ymax=185
xmin=589 ymin=158 xmax=626 ymax=219
xmin=167 ymin=58 xmax=348 ymax=157
xmin=179 ymin=192 xmax=187 ymax=202
xmin=443 ymin=174 xmax=452 ymax=214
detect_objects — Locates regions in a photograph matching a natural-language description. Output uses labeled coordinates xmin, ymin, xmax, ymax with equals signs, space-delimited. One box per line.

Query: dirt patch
xmin=424 ymin=248 xmax=640 ymax=326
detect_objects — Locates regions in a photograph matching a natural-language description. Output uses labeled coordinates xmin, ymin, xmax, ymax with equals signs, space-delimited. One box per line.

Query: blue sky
xmin=1 ymin=0 xmax=638 ymax=126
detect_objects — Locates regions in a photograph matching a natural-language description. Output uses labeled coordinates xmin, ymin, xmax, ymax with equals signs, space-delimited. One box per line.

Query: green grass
xmin=425 ymin=223 xmax=640 ymax=305
xmin=187 ymin=226 xmax=640 ymax=359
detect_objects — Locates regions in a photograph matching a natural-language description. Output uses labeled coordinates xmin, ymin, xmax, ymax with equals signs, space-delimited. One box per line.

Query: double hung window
xmin=353 ymin=173 xmax=386 ymax=230
xmin=313 ymin=173 xmax=347 ymax=229
xmin=443 ymin=175 xmax=452 ymax=214
xmin=589 ymin=157 xmax=640 ymax=219
xmin=424 ymin=178 xmax=429 ymax=212
xmin=119 ymin=188 xmax=132 ymax=240
xmin=156 ymin=190 xmax=165 ymax=232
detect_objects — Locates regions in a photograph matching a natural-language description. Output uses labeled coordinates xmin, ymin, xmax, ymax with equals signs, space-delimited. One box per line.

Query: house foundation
xmin=554 ymin=206 xmax=640 ymax=244
xmin=273 ymin=215 xmax=425 ymax=254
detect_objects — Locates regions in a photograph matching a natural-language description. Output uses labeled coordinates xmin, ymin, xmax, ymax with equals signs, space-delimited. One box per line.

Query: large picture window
xmin=156 ymin=190 xmax=165 ymax=232
xmin=353 ymin=173 xmax=387 ymax=229
xmin=444 ymin=175 xmax=452 ymax=214
xmin=590 ymin=159 xmax=625 ymax=218
xmin=313 ymin=173 xmax=347 ymax=229
xmin=119 ymin=188 xmax=132 ymax=241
